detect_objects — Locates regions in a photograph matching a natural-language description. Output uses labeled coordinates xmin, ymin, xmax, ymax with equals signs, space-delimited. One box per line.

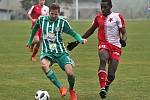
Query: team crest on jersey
xmin=55 ymin=27 xmax=60 ymax=32
xmin=47 ymin=32 xmax=56 ymax=42
xmin=108 ymin=18 xmax=113 ymax=22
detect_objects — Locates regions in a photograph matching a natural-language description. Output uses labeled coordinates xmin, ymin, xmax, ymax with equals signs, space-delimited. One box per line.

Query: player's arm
xmin=69 ymin=16 xmax=97 ymax=40
xmin=27 ymin=13 xmax=33 ymax=21
xmin=63 ymin=20 xmax=87 ymax=51
xmin=82 ymin=25 xmax=97 ymax=39
xmin=118 ymin=14 xmax=127 ymax=47
xmin=27 ymin=6 xmax=36 ymax=22
xmin=82 ymin=16 xmax=98 ymax=39
xmin=120 ymin=27 xmax=127 ymax=47
xmin=63 ymin=20 xmax=86 ymax=44
xmin=66 ymin=16 xmax=98 ymax=51
xmin=26 ymin=19 xmax=40 ymax=47
xmin=67 ymin=30 xmax=86 ymax=44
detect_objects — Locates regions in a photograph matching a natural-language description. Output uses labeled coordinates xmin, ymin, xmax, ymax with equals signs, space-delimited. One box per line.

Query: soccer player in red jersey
xmin=81 ymin=0 xmax=127 ymax=99
xmin=27 ymin=0 xmax=49 ymax=61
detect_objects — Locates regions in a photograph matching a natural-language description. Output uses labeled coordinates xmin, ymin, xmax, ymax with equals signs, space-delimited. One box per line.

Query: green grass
xmin=0 ymin=19 xmax=150 ymax=100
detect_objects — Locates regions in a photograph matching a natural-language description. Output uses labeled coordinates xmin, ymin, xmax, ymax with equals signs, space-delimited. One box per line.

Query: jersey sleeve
xmin=27 ymin=6 xmax=34 ymax=15
xmin=63 ymin=20 xmax=83 ymax=43
xmin=117 ymin=14 xmax=125 ymax=28
xmin=27 ymin=18 xmax=40 ymax=45
xmin=41 ymin=5 xmax=49 ymax=16
xmin=46 ymin=8 xmax=49 ymax=15
xmin=45 ymin=6 xmax=49 ymax=15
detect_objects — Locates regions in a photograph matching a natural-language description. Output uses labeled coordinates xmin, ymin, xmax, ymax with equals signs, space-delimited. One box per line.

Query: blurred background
xmin=0 ymin=0 xmax=150 ymax=20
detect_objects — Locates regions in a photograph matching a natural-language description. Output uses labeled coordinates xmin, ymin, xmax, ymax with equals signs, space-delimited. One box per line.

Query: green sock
xmin=68 ymin=75 xmax=75 ymax=90
xmin=46 ymin=70 xmax=62 ymax=88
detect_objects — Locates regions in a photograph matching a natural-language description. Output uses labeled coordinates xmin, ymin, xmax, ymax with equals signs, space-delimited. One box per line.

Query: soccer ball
xmin=35 ymin=90 xmax=50 ymax=100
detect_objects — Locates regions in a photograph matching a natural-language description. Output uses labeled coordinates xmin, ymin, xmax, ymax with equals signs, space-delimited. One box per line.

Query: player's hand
xmin=26 ymin=43 xmax=32 ymax=49
xmin=32 ymin=19 xmax=36 ymax=22
xmin=67 ymin=41 xmax=79 ymax=51
xmin=120 ymin=39 xmax=126 ymax=47
xmin=66 ymin=39 xmax=87 ymax=51
xmin=26 ymin=44 xmax=33 ymax=52
xmin=82 ymin=39 xmax=87 ymax=44
xmin=26 ymin=45 xmax=30 ymax=48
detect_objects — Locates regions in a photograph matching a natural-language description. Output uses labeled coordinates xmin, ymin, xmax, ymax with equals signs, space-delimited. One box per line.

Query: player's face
xmin=101 ymin=2 xmax=111 ymax=16
xmin=39 ymin=0 xmax=45 ymax=6
xmin=50 ymin=9 xmax=59 ymax=21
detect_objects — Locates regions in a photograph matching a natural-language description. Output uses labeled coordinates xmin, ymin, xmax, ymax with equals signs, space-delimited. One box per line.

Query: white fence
xmin=0 ymin=0 xmax=150 ymax=20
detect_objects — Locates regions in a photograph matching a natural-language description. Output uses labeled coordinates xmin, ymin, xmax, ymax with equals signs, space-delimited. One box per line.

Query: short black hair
xmin=101 ymin=0 xmax=112 ymax=8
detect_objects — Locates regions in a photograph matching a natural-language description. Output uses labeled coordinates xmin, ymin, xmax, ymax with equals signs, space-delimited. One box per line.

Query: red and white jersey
xmin=92 ymin=12 xmax=125 ymax=48
xmin=27 ymin=4 xmax=49 ymax=20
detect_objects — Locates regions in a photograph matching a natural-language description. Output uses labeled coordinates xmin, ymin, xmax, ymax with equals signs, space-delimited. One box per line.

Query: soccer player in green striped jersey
xmin=26 ymin=3 xmax=87 ymax=100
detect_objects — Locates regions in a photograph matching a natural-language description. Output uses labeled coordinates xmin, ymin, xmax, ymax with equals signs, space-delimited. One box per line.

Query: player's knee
xmin=34 ymin=36 xmax=40 ymax=41
xmin=65 ymin=64 xmax=74 ymax=76
xmin=65 ymin=69 xmax=74 ymax=77
xmin=41 ymin=64 xmax=47 ymax=71
xmin=107 ymin=75 xmax=115 ymax=81
xmin=66 ymin=70 xmax=74 ymax=77
xmin=100 ymin=53 xmax=108 ymax=62
xmin=41 ymin=62 xmax=49 ymax=71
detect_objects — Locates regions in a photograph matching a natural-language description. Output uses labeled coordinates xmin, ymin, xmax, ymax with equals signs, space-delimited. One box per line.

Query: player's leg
xmin=31 ymin=37 xmax=40 ymax=61
xmin=64 ymin=64 xmax=77 ymax=100
xmin=105 ymin=58 xmax=119 ymax=92
xmin=40 ymin=57 xmax=66 ymax=97
xmin=31 ymin=29 xmax=41 ymax=61
xmin=57 ymin=53 xmax=77 ymax=100
xmin=98 ymin=48 xmax=109 ymax=99
xmin=64 ymin=64 xmax=75 ymax=90
xmin=106 ymin=47 xmax=121 ymax=92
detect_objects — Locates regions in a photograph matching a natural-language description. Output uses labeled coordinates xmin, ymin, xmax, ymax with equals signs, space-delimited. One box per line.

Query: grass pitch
xmin=0 ymin=19 xmax=150 ymax=100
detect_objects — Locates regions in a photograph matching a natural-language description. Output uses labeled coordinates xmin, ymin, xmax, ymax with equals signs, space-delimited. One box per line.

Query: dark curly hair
xmin=101 ymin=0 xmax=112 ymax=8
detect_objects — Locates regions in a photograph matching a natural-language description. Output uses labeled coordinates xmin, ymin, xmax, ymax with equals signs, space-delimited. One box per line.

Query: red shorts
xmin=98 ymin=42 xmax=121 ymax=61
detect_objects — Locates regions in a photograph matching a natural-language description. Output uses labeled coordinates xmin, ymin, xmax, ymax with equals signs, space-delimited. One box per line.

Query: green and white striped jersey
xmin=28 ymin=15 xmax=82 ymax=54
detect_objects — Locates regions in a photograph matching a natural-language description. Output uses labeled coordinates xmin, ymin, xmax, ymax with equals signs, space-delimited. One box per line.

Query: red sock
xmin=98 ymin=70 xmax=107 ymax=89
xmin=32 ymin=47 xmax=39 ymax=57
